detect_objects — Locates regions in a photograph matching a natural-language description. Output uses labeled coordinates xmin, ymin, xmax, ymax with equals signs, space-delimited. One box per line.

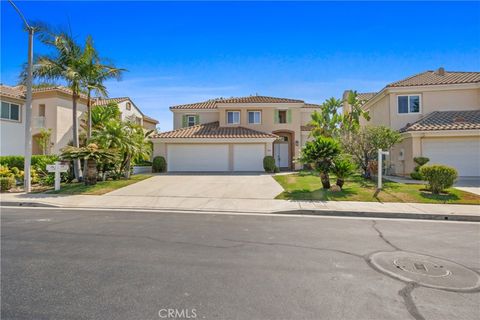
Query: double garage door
xmin=422 ymin=137 xmax=480 ymax=177
xmin=167 ymin=144 xmax=265 ymax=172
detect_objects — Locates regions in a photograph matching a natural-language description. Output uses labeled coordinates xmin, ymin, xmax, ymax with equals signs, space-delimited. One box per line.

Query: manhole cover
xmin=370 ymin=251 xmax=480 ymax=291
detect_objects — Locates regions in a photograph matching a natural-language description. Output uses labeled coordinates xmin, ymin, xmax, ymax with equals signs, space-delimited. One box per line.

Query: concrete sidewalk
xmin=1 ymin=192 xmax=479 ymax=221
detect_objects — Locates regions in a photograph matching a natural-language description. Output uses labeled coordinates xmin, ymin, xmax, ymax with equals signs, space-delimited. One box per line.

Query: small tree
xmin=299 ymin=136 xmax=341 ymax=189
xmin=341 ymin=126 xmax=402 ymax=178
xmin=332 ymin=156 xmax=356 ymax=189
xmin=61 ymin=143 xmax=118 ymax=185
xmin=309 ymin=97 xmax=342 ymax=138
xmin=341 ymin=91 xmax=370 ymax=133
xmin=420 ymin=165 xmax=458 ymax=194
xmin=35 ymin=128 xmax=52 ymax=155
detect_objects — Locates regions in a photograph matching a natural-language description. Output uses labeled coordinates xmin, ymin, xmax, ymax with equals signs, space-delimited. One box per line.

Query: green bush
xmin=332 ymin=157 xmax=356 ymax=189
xmin=410 ymin=157 xmax=430 ymax=180
xmin=420 ymin=165 xmax=458 ymax=194
xmin=152 ymin=156 xmax=167 ymax=173
xmin=0 ymin=155 xmax=59 ymax=172
xmin=0 ymin=176 xmax=15 ymax=191
xmin=263 ymin=156 xmax=277 ymax=173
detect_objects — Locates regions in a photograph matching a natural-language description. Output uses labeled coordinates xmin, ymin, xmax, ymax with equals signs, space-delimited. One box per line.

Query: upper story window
xmin=398 ymin=95 xmax=420 ymax=114
xmin=187 ymin=115 xmax=196 ymax=127
xmin=126 ymin=102 xmax=132 ymax=111
xmin=1 ymin=101 xmax=20 ymax=121
xmin=39 ymin=104 xmax=46 ymax=117
xmin=227 ymin=111 xmax=240 ymax=125
xmin=248 ymin=111 xmax=261 ymax=124
xmin=274 ymin=109 xmax=291 ymax=124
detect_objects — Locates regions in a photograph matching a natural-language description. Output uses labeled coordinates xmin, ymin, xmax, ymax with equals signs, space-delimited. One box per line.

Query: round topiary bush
xmin=419 ymin=164 xmax=458 ymax=194
xmin=410 ymin=157 xmax=430 ymax=180
xmin=152 ymin=156 xmax=167 ymax=173
xmin=263 ymin=156 xmax=276 ymax=173
xmin=0 ymin=176 xmax=15 ymax=191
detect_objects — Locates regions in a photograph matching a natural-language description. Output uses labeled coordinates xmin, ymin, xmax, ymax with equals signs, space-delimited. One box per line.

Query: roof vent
xmin=436 ymin=67 xmax=445 ymax=76
xmin=453 ymin=116 xmax=466 ymax=123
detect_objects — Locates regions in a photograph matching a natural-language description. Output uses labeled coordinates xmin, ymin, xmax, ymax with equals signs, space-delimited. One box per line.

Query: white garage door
xmin=167 ymin=144 xmax=229 ymax=172
xmin=423 ymin=137 xmax=480 ymax=177
xmin=233 ymin=144 xmax=265 ymax=171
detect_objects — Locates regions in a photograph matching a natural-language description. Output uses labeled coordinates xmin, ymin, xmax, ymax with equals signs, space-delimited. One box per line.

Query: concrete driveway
xmin=455 ymin=177 xmax=480 ymax=196
xmin=107 ymin=174 xmax=284 ymax=199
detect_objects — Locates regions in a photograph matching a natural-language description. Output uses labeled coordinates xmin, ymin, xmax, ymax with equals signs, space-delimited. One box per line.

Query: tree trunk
xmin=124 ymin=157 xmax=131 ymax=179
xmin=84 ymin=158 xmax=97 ymax=186
xmin=84 ymin=91 xmax=92 ymax=181
xmin=72 ymin=93 xmax=83 ymax=181
xmin=336 ymin=178 xmax=344 ymax=189
xmin=320 ymin=172 xmax=331 ymax=189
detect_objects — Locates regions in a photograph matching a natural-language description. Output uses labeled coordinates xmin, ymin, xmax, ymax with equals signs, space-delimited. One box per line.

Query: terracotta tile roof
xmin=170 ymin=95 xmax=304 ymax=110
xmin=302 ymin=103 xmax=322 ymax=109
xmin=400 ymin=110 xmax=480 ymax=132
xmin=0 ymin=85 xmax=25 ymax=100
xmin=219 ymin=95 xmax=304 ymax=104
xmin=92 ymin=97 xmax=130 ymax=107
xmin=31 ymin=86 xmax=89 ymax=99
xmin=356 ymin=92 xmax=377 ymax=101
xmin=151 ymin=121 xmax=278 ymax=139
xmin=143 ymin=115 xmax=159 ymax=124
xmin=387 ymin=69 xmax=480 ymax=88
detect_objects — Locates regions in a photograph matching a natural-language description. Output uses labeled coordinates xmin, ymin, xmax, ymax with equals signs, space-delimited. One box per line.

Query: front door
xmin=274 ymin=142 xmax=289 ymax=168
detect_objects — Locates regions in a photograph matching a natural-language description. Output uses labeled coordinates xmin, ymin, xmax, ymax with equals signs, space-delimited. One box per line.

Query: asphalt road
xmin=1 ymin=207 xmax=479 ymax=320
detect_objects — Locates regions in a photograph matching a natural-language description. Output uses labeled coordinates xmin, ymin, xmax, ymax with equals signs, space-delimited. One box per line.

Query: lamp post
xmin=8 ymin=0 xmax=34 ymax=192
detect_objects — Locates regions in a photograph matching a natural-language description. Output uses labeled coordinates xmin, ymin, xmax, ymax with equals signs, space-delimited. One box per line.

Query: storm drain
xmin=370 ymin=251 xmax=480 ymax=291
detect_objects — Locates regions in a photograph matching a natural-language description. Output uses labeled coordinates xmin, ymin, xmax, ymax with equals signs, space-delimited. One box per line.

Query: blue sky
xmin=2 ymin=1 xmax=479 ymax=130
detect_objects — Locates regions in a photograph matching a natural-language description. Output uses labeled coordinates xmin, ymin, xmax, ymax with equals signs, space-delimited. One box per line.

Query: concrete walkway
xmin=1 ymin=192 xmax=479 ymax=221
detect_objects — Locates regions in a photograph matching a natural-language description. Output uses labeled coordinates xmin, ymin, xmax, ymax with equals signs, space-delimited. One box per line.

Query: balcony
xmin=33 ymin=116 xmax=45 ymax=128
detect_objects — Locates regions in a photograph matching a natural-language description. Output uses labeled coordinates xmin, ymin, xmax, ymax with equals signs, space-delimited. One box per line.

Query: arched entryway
xmin=272 ymin=130 xmax=294 ymax=170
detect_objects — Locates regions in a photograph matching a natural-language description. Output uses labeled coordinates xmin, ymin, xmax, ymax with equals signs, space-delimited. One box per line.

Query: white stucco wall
xmin=0 ymin=97 xmax=26 ymax=156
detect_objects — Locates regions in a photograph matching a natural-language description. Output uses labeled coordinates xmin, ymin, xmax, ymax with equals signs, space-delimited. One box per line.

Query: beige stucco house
xmin=344 ymin=68 xmax=480 ymax=177
xmin=151 ymin=95 xmax=322 ymax=172
xmin=0 ymin=84 xmax=158 ymax=156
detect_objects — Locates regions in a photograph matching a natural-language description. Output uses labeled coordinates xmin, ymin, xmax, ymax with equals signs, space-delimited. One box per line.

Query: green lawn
xmin=47 ymin=174 xmax=152 ymax=195
xmin=274 ymin=171 xmax=480 ymax=205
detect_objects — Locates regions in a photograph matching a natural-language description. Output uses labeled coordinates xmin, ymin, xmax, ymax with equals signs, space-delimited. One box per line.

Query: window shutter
xmin=287 ymin=109 xmax=292 ymax=123
xmin=195 ymin=115 xmax=200 ymax=125
xmin=182 ymin=115 xmax=187 ymax=127
xmin=274 ymin=110 xmax=279 ymax=124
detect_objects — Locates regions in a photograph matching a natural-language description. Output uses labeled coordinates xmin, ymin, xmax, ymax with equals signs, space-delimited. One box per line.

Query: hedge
xmin=263 ymin=156 xmax=277 ymax=173
xmin=0 ymin=155 xmax=59 ymax=171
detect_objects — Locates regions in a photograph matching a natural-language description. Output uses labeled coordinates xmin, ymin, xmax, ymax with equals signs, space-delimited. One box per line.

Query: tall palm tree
xmin=22 ymin=28 xmax=85 ymax=180
xmin=81 ymin=36 xmax=125 ymax=138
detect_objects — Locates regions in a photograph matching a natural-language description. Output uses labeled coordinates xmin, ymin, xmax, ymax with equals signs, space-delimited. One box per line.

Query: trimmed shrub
xmin=152 ymin=156 xmax=167 ymax=173
xmin=410 ymin=157 xmax=429 ymax=180
xmin=0 ymin=176 xmax=15 ymax=191
xmin=0 ymin=155 xmax=59 ymax=172
xmin=420 ymin=165 xmax=458 ymax=194
xmin=263 ymin=156 xmax=276 ymax=173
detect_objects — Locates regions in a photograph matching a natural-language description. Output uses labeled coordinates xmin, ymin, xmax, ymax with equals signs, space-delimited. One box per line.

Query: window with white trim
xmin=248 ymin=111 xmax=261 ymax=124
xmin=398 ymin=95 xmax=420 ymax=114
xmin=187 ymin=115 xmax=196 ymax=127
xmin=1 ymin=101 xmax=20 ymax=121
xmin=227 ymin=111 xmax=240 ymax=124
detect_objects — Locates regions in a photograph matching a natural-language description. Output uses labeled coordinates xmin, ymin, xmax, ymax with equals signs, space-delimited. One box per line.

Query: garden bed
xmin=274 ymin=171 xmax=480 ymax=205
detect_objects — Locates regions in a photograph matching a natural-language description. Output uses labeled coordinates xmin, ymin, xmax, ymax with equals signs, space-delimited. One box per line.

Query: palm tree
xmin=22 ymin=28 xmax=85 ymax=180
xmin=309 ymin=97 xmax=342 ymax=138
xmin=81 ymin=36 xmax=125 ymax=138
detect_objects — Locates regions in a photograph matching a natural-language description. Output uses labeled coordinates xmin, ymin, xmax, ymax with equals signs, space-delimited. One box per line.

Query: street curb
xmin=0 ymin=201 xmax=59 ymax=208
xmin=1 ymin=201 xmax=479 ymax=222
xmin=276 ymin=210 xmax=480 ymax=222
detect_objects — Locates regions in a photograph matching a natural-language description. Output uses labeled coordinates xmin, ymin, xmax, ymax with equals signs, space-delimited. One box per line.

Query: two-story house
xmin=151 ymin=95 xmax=322 ymax=172
xmin=344 ymin=68 xmax=480 ymax=177
xmin=0 ymin=84 xmax=158 ymax=156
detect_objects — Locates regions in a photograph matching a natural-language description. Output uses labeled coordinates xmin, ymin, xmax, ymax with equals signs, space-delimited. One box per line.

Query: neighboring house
xmin=0 ymin=84 xmax=158 ymax=156
xmin=151 ymin=95 xmax=322 ymax=172
xmin=344 ymin=68 xmax=480 ymax=177
xmin=91 ymin=97 xmax=158 ymax=130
